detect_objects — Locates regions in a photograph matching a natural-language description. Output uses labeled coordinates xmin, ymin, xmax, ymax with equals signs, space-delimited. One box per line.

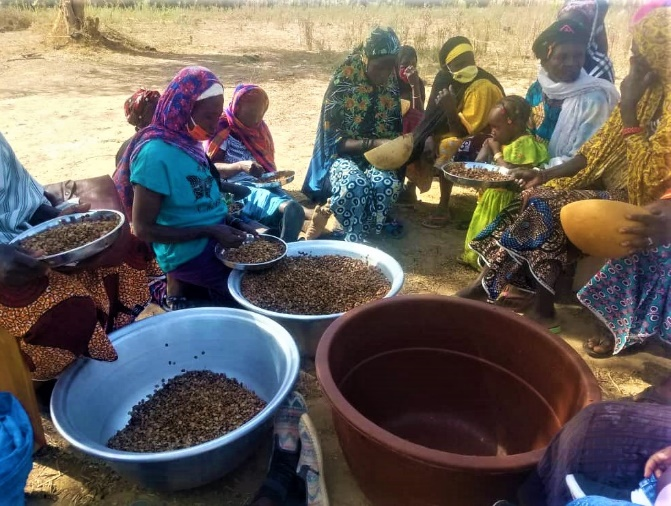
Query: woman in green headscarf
xmin=302 ymin=27 xmax=403 ymax=243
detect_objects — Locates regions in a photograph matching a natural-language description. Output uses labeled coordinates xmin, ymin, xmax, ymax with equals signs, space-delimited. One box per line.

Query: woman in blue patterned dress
xmin=302 ymin=27 xmax=403 ymax=243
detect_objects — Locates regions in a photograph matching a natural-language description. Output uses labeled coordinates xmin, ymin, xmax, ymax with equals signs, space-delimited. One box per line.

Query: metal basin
xmin=228 ymin=240 xmax=404 ymax=358
xmin=50 ymin=308 xmax=300 ymax=491
xmin=316 ymin=295 xmax=601 ymax=505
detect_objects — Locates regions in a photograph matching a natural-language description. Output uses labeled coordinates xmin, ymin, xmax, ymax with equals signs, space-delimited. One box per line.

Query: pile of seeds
xmin=446 ymin=162 xmax=512 ymax=182
xmin=224 ymin=238 xmax=285 ymax=264
xmin=107 ymin=371 xmax=266 ymax=453
xmin=241 ymin=255 xmax=391 ymax=314
xmin=19 ymin=215 xmax=119 ymax=256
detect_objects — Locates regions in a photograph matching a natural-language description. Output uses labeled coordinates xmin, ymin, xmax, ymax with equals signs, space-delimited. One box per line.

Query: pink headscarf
xmin=631 ymin=0 xmax=671 ymax=25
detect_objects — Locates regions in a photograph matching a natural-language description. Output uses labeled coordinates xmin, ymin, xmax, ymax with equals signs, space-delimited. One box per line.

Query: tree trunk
xmin=60 ymin=0 xmax=86 ymax=35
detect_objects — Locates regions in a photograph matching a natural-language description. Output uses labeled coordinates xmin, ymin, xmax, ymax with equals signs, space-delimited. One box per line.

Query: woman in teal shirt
xmin=115 ymin=66 xmax=256 ymax=304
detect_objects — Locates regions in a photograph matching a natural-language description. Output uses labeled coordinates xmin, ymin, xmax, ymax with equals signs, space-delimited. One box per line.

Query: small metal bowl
xmin=440 ymin=161 xmax=518 ymax=191
xmin=9 ymin=210 xmax=125 ymax=268
xmin=253 ymin=170 xmax=295 ymax=189
xmin=214 ymin=234 xmax=287 ymax=271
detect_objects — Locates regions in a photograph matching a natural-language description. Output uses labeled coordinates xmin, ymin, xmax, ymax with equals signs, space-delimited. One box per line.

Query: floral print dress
xmin=303 ymin=49 xmax=403 ymax=242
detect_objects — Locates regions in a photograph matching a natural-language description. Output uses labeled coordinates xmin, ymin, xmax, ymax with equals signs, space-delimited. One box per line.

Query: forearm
xmin=133 ymin=222 xmax=216 ymax=244
xmin=338 ymin=138 xmax=372 ymax=156
xmin=217 ymin=164 xmax=244 ymax=179
xmin=446 ymin=110 xmax=468 ymax=137
xmin=28 ymin=204 xmax=60 ymax=226
xmin=411 ymin=86 xmax=424 ymax=111
xmin=541 ymin=155 xmax=588 ymax=183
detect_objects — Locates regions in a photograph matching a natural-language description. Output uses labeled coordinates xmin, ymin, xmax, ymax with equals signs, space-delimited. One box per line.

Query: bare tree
xmin=59 ymin=0 xmax=99 ymax=38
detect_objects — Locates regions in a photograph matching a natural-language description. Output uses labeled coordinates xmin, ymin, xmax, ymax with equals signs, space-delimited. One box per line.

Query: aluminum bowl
xmin=9 ymin=209 xmax=124 ymax=268
xmin=228 ymin=240 xmax=404 ymax=358
xmin=215 ymin=234 xmax=287 ymax=271
xmin=50 ymin=308 xmax=300 ymax=491
xmin=440 ymin=161 xmax=519 ymax=191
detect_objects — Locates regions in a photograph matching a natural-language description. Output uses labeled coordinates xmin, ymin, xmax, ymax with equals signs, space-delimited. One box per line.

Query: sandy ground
xmin=0 ymin=8 xmax=669 ymax=505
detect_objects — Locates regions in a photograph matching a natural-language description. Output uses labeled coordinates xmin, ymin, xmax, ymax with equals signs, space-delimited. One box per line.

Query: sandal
xmin=421 ymin=214 xmax=450 ymax=229
xmin=583 ymin=334 xmax=615 ymax=359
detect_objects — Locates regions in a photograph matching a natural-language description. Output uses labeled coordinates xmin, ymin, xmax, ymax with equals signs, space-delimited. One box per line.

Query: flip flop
xmin=583 ymin=334 xmax=615 ymax=359
xmin=421 ymin=214 xmax=450 ymax=229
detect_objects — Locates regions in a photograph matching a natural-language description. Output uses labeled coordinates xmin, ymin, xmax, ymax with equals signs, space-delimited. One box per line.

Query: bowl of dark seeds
xmin=50 ymin=308 xmax=300 ymax=491
xmin=215 ymin=234 xmax=287 ymax=271
xmin=228 ymin=240 xmax=404 ymax=358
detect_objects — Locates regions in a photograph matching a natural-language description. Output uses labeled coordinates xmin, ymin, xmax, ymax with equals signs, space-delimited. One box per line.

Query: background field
xmin=0 ymin=1 xmax=666 ymax=504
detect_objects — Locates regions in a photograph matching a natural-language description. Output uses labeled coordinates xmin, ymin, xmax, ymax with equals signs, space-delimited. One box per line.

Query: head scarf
xmin=441 ymin=36 xmax=475 ymax=67
xmin=532 ymin=19 xmax=590 ymax=61
xmin=558 ymin=0 xmax=615 ymax=82
xmin=124 ymin=89 xmax=160 ymax=130
xmin=113 ymin=66 xmax=223 ymax=219
xmin=362 ymin=27 xmax=401 ymax=62
xmin=631 ymin=0 xmax=671 ymax=25
xmin=207 ymin=84 xmax=276 ymax=173
xmin=632 ymin=1 xmax=671 ymax=81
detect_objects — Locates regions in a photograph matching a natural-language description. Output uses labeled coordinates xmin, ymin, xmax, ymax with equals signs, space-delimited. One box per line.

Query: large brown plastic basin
xmin=316 ymin=295 xmax=600 ymax=506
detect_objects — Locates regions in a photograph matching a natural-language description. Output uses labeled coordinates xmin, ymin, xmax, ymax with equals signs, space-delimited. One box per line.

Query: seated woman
xmin=526 ymin=18 xmax=619 ymax=167
xmin=115 ymin=88 xmax=160 ymax=167
xmin=206 ymin=84 xmax=311 ymax=243
xmin=460 ymin=96 xmax=549 ymax=269
xmin=302 ymin=27 xmax=404 ymax=243
xmin=458 ymin=5 xmax=671 ymax=332
xmin=557 ymin=0 xmax=615 ymax=83
xmin=0 ymin=132 xmax=149 ymax=381
xmin=515 ymin=401 xmax=671 ymax=506
xmin=115 ymin=66 xmax=256 ymax=303
xmin=579 ymin=192 xmax=671 ymax=357
xmin=419 ymin=36 xmax=505 ymax=228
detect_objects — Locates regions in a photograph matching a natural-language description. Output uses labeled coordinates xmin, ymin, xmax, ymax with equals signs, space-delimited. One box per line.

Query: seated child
xmin=460 ymin=96 xmax=549 ymax=269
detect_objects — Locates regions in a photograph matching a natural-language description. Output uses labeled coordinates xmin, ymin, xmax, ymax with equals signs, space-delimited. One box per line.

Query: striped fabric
xmin=222 ymin=135 xmax=255 ymax=165
xmin=0 ymin=133 xmax=48 ymax=244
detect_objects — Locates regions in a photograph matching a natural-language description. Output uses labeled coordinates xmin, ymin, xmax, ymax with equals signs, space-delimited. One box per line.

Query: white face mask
xmin=448 ymin=65 xmax=478 ymax=84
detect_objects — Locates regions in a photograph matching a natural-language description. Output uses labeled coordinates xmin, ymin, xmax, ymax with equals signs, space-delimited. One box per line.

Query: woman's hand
xmin=620 ymin=199 xmax=671 ymax=252
xmin=0 ymin=244 xmax=48 ymax=286
xmin=436 ymin=87 xmax=457 ymax=115
xmin=208 ymin=224 xmax=247 ymax=248
xmin=621 ymin=56 xmax=658 ymax=126
xmin=235 ymin=221 xmax=260 ymax=237
xmin=59 ymin=202 xmax=91 ymax=216
xmin=236 ymin=160 xmax=265 ymax=178
xmin=404 ymin=66 xmax=421 ymax=89
xmin=645 ymin=446 xmax=671 ymax=479
xmin=511 ymin=168 xmax=543 ymax=190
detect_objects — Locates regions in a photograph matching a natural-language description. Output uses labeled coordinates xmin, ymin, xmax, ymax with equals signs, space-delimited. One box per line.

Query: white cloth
xmin=538 ymin=67 xmax=619 ymax=166
xmin=196 ymin=83 xmax=224 ymax=101
xmin=0 ymin=133 xmax=49 ymax=243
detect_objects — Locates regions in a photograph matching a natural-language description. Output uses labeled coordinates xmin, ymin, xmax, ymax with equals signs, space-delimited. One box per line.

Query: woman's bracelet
xmin=362 ymin=138 xmax=372 ymax=152
xmin=622 ymin=126 xmax=644 ymax=137
xmin=493 ymin=152 xmax=504 ymax=162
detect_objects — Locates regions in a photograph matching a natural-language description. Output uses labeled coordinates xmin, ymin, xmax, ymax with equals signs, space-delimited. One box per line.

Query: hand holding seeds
xmin=208 ymin=224 xmax=247 ymax=248
xmin=0 ymin=244 xmax=48 ymax=286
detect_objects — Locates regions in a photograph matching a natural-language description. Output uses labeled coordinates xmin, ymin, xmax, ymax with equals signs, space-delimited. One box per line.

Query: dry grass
xmin=1 ymin=1 xmax=635 ymax=81
xmin=0 ymin=6 xmax=33 ymax=32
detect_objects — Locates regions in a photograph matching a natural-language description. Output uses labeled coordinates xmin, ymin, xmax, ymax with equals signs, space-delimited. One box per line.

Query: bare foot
xmin=305 ymin=201 xmax=331 ymax=240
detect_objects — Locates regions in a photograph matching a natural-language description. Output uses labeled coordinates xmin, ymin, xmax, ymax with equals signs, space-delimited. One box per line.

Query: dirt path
xmin=1 ymin=8 xmax=668 ymax=505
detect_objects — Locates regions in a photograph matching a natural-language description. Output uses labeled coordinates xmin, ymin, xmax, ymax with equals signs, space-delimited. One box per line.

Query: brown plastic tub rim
xmin=315 ymin=294 xmax=602 ymax=473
